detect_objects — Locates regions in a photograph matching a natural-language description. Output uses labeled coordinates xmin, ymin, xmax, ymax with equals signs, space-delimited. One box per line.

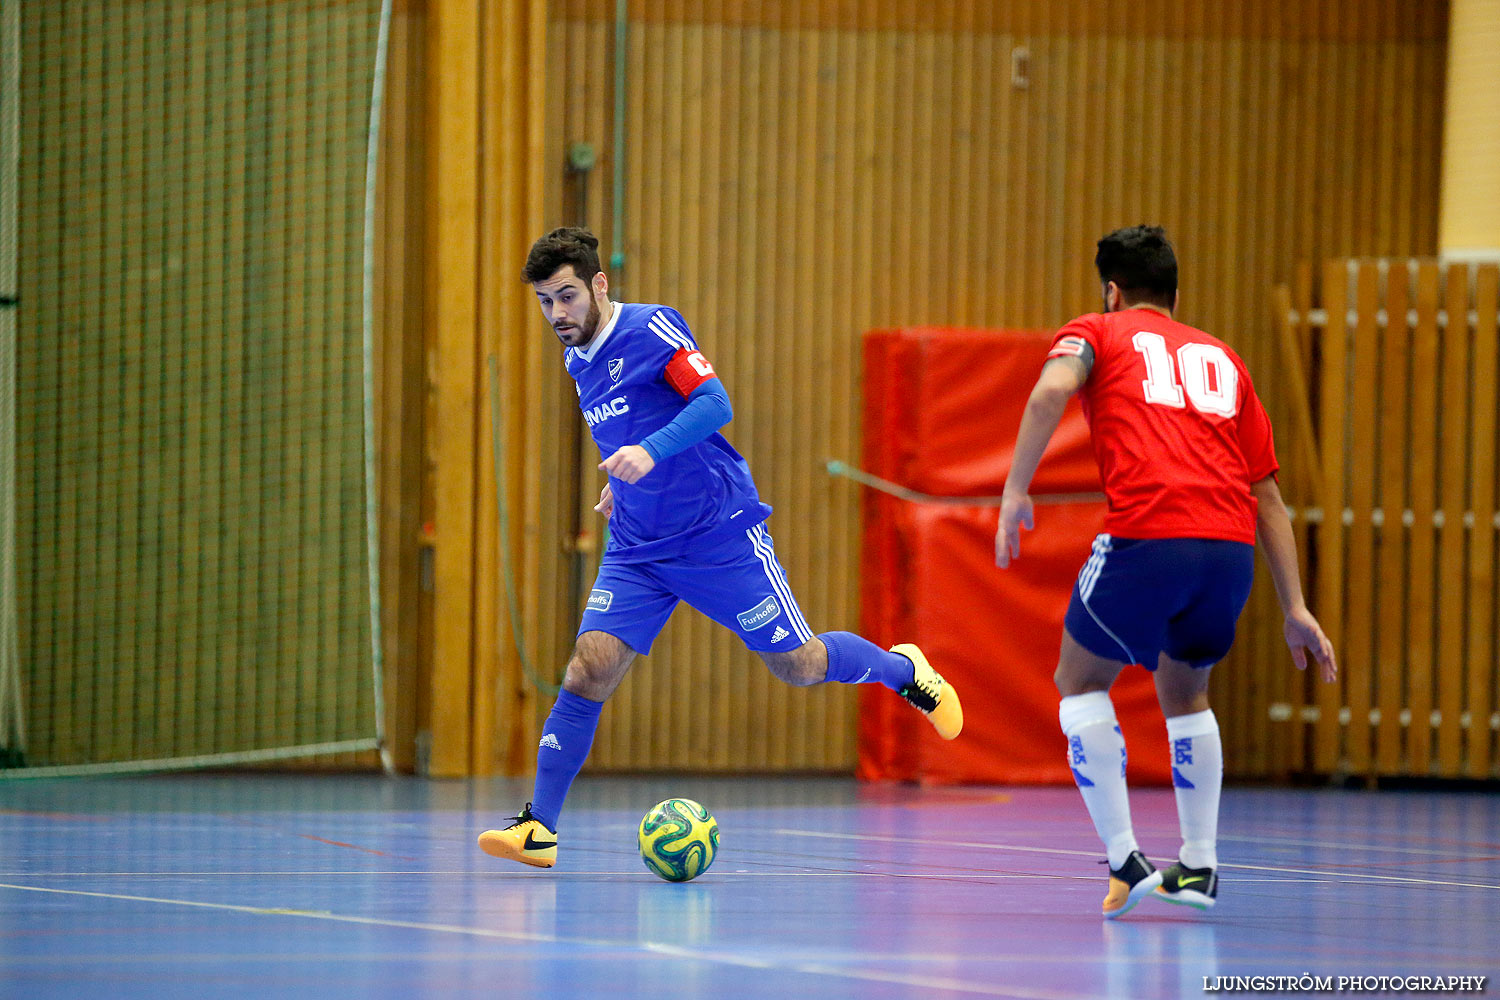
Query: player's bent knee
xmin=560 ymin=665 xmax=613 ymax=701
xmin=1053 ymin=659 xmax=1117 ymax=697
xmin=758 ymin=644 xmax=823 ymax=687
xmin=1153 ymin=657 xmax=1213 ymax=716
xmin=560 ymin=663 xmax=613 ymax=701
xmin=562 ymin=632 xmax=636 ymax=701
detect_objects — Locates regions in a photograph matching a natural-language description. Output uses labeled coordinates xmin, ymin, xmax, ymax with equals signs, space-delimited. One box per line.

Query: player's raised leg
xmin=1055 ymin=630 xmax=1159 ymax=919
xmin=759 ymin=634 xmax=963 ymax=740
xmin=682 ymin=523 xmax=962 ymax=739
xmin=478 ymin=630 xmax=634 ymax=868
xmin=1153 ymin=653 xmax=1222 ymax=909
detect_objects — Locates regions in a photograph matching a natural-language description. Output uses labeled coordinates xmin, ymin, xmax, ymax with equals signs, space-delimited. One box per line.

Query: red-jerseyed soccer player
xmin=995 ymin=226 xmax=1337 ymax=919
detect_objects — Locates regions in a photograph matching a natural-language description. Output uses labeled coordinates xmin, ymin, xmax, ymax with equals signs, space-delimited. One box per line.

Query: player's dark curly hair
xmin=522 ymin=226 xmax=602 ymax=286
xmin=1095 ymin=225 xmax=1177 ymax=309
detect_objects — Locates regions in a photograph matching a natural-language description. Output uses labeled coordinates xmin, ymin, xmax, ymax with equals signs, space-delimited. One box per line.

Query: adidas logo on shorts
xmin=770 ymin=626 xmax=790 ymax=643
xmin=539 ymin=733 xmax=562 ymax=751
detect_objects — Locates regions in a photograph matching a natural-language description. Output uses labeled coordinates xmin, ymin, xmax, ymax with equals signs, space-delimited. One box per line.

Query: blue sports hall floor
xmin=1 ymin=773 xmax=1496 ymax=999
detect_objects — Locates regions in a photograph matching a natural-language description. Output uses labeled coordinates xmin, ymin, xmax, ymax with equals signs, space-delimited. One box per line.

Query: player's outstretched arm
xmin=996 ymin=358 xmax=1086 ymax=568
xmin=1251 ymin=474 xmax=1338 ymax=683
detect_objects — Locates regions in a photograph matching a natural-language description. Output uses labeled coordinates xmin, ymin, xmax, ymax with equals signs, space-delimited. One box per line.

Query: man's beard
xmin=579 ymin=296 xmax=602 ymax=342
xmin=556 ymin=296 xmax=602 ymax=347
xmin=563 ymin=297 xmax=602 ymax=346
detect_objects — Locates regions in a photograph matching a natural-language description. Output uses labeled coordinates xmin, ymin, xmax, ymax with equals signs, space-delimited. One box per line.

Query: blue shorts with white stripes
xmin=579 ymin=522 xmax=815 ymax=655
xmin=1064 ymin=534 xmax=1255 ymax=669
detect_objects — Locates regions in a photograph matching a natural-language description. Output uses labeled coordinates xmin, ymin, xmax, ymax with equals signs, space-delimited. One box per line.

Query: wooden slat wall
xmin=511 ymin=1 xmax=1448 ymax=774
xmin=1438 ymin=265 xmax=1471 ymax=775
xmin=374 ymin=0 xmax=427 ymax=774
xmin=476 ymin=0 xmax=552 ymax=777
xmin=1255 ymin=267 xmax=1321 ymax=779
xmin=1375 ymin=264 xmax=1412 ymax=775
xmin=1313 ymin=263 xmax=1350 ymax=774
xmin=404 ymin=0 xmax=551 ymax=777
xmin=1467 ymin=265 xmax=1499 ymax=779
xmin=1409 ymin=263 xmax=1442 ymax=775
xmin=1275 ymin=260 xmax=1500 ymax=781
xmin=420 ymin=0 xmax=482 ymax=777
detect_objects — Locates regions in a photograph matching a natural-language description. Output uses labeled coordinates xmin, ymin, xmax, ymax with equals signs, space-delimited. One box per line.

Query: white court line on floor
xmin=772 ymin=829 xmax=1500 ymax=891
xmin=0 ymin=881 xmax=1096 ymax=1000
xmin=1214 ymin=832 xmax=1500 ymax=858
xmin=0 ymin=870 xmax=1082 ymax=880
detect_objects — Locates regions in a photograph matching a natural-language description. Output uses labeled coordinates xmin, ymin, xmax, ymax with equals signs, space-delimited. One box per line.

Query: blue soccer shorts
xmin=579 ymin=522 xmax=817 ymax=655
xmin=1064 ymin=534 xmax=1256 ymax=669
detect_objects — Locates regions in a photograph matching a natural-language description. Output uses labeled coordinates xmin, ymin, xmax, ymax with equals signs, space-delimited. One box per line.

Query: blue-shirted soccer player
xmin=478 ymin=228 xmax=963 ymax=868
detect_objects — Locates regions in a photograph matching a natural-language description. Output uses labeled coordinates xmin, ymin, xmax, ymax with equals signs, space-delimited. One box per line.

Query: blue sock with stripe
xmin=818 ymin=631 xmax=915 ymax=691
xmin=529 ymin=690 xmax=604 ymax=831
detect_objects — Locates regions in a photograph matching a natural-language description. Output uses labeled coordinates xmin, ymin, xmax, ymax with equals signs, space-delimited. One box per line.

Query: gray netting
xmin=3 ymin=1 xmax=384 ymax=773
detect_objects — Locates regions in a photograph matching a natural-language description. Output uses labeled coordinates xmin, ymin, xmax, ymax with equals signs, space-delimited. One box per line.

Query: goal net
xmin=0 ymin=0 xmax=388 ymax=776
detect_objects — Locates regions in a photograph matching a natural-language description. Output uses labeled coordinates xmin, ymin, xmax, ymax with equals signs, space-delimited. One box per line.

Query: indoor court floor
xmin=2 ymin=773 xmax=1496 ymax=998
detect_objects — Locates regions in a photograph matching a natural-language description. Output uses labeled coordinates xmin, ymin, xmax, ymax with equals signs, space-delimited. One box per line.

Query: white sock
xmin=1166 ymin=708 xmax=1222 ymax=870
xmin=1059 ymin=692 xmax=1137 ymax=870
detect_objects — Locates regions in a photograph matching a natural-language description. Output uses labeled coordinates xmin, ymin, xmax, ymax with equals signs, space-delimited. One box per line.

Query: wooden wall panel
xmin=406 ymin=0 xmax=551 ymax=777
xmin=1282 ymin=259 xmax=1499 ymax=781
xmin=376 ymin=0 xmax=427 ymax=775
xmin=1313 ymin=262 xmax=1350 ymax=773
xmin=1408 ymin=263 xmax=1442 ymax=775
xmin=1437 ymin=265 xmax=1471 ymax=774
xmin=1345 ymin=264 xmax=1380 ymax=774
xmin=1375 ymin=264 xmax=1412 ymax=775
xmin=420 ymin=0 xmax=481 ymax=776
xmin=1466 ymin=264 xmax=1499 ymax=778
xmin=517 ymin=0 xmax=1449 ymax=774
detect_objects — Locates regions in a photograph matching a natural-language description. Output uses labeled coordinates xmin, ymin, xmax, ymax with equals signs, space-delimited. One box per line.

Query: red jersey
xmin=1047 ymin=308 xmax=1277 ymax=544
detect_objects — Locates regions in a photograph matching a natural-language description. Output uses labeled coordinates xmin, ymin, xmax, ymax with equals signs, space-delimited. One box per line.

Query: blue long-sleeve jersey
xmin=565 ymin=302 xmax=771 ymax=562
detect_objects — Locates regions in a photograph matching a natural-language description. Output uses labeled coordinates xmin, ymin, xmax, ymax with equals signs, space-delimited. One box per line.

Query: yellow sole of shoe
xmin=891 ymin=643 xmax=964 ymax=740
xmin=930 ymin=683 xmax=963 ymax=740
xmin=1103 ymin=870 xmax=1162 ymax=919
xmin=477 ymin=831 xmax=556 ymax=868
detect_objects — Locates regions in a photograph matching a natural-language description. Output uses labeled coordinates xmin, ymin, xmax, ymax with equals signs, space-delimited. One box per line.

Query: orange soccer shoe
xmin=891 ymin=643 xmax=964 ymax=740
xmin=478 ymin=804 xmax=558 ymax=868
xmin=1102 ymin=850 xmax=1162 ymax=919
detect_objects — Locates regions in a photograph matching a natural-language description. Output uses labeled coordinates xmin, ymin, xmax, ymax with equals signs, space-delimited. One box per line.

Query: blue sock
xmin=818 ymin=631 xmax=916 ymax=692
xmin=529 ymin=690 xmax=603 ymax=831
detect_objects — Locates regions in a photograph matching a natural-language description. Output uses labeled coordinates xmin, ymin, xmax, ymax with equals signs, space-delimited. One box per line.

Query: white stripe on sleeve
xmin=649 ymin=313 xmax=693 ymax=352
xmin=653 ymin=311 xmax=698 ymax=350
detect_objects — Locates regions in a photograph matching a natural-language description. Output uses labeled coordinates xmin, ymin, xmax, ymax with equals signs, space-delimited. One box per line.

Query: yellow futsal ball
xmin=638 ymin=797 xmax=719 ymax=882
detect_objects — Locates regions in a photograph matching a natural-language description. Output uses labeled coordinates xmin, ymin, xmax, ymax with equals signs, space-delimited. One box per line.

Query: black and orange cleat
xmin=478 ymin=803 xmax=558 ymax=869
xmin=1103 ymin=850 xmax=1162 ymax=919
xmin=891 ymin=643 xmax=963 ymax=740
